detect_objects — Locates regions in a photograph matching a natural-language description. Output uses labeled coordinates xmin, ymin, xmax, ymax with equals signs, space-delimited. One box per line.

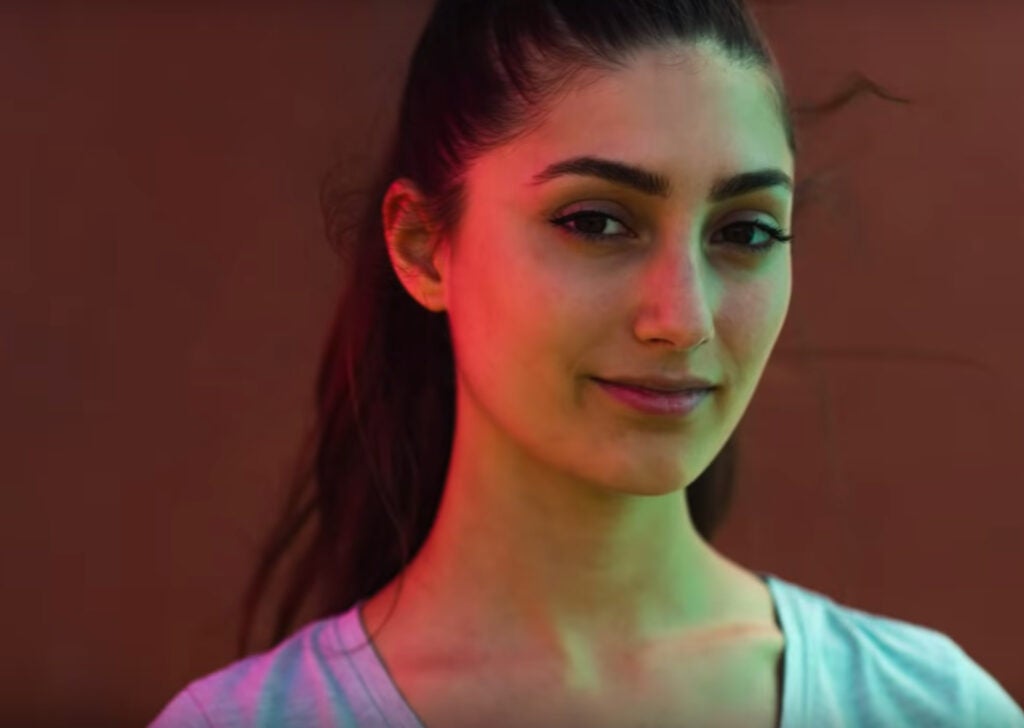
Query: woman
xmin=152 ymin=1 xmax=1023 ymax=726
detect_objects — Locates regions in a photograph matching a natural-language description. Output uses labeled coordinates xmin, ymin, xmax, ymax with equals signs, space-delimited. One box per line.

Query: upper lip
xmin=594 ymin=375 xmax=717 ymax=393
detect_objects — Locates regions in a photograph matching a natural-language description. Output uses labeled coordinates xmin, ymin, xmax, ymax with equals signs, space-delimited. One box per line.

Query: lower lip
xmin=593 ymin=379 xmax=713 ymax=416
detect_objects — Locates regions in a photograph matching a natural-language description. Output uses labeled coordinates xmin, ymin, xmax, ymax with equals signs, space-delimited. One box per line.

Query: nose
xmin=632 ymin=245 xmax=715 ymax=350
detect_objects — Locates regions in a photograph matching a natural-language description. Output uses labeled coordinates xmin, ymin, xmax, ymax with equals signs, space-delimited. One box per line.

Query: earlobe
xmin=381 ymin=179 xmax=448 ymax=313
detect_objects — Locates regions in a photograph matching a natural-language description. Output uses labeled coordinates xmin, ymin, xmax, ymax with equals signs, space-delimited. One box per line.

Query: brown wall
xmin=3 ymin=2 xmax=1021 ymax=725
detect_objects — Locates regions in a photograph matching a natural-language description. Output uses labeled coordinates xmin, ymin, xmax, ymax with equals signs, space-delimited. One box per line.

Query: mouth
xmin=590 ymin=378 xmax=714 ymax=416
xmin=590 ymin=377 xmax=715 ymax=395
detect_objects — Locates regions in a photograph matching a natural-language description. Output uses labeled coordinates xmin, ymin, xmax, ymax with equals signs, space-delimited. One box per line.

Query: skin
xmin=368 ymin=40 xmax=794 ymax=710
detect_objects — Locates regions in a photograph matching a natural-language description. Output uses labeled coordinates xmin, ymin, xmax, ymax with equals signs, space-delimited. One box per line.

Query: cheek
xmin=720 ymin=272 xmax=791 ymax=376
xmin=446 ymin=240 xmax=567 ymax=393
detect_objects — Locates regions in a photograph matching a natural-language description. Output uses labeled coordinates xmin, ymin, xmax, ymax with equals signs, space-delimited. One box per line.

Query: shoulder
xmin=148 ymin=611 xmax=369 ymax=728
xmin=778 ymin=576 xmax=958 ymax=664
xmin=765 ymin=574 xmax=1024 ymax=728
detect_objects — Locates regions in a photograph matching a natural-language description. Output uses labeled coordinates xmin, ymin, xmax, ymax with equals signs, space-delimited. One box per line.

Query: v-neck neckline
xmin=340 ymin=570 xmax=800 ymax=728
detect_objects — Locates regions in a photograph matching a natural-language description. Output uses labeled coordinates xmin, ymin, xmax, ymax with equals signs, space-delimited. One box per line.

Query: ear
xmin=381 ymin=178 xmax=450 ymax=313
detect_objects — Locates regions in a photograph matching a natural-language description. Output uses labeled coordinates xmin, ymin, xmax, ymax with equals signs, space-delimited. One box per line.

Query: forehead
xmin=481 ymin=44 xmax=792 ymax=197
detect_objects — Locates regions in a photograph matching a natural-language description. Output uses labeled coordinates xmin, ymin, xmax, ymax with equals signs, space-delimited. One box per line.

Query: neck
xmin=365 ymin=423 xmax=743 ymax=673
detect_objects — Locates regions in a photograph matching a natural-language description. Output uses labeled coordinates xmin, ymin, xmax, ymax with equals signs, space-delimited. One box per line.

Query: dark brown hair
xmin=237 ymin=0 xmax=911 ymax=657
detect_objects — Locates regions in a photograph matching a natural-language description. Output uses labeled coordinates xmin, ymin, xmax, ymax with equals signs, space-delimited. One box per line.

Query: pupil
xmin=727 ymin=224 xmax=756 ymax=244
xmin=578 ymin=214 xmax=605 ymax=235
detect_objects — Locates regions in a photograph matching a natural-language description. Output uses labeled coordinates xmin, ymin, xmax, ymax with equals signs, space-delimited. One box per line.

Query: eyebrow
xmin=528 ymin=155 xmax=792 ymax=202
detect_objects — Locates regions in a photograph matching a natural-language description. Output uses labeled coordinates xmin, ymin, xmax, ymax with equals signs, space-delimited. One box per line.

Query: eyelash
xmin=550 ymin=210 xmax=794 ymax=254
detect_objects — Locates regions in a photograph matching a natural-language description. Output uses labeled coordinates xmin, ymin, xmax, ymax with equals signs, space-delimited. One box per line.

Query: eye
xmin=712 ymin=220 xmax=794 ymax=255
xmin=550 ymin=210 xmax=632 ymax=242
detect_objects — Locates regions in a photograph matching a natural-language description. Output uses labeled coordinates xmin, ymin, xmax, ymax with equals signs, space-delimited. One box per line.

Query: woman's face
xmin=433 ymin=43 xmax=793 ymax=497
